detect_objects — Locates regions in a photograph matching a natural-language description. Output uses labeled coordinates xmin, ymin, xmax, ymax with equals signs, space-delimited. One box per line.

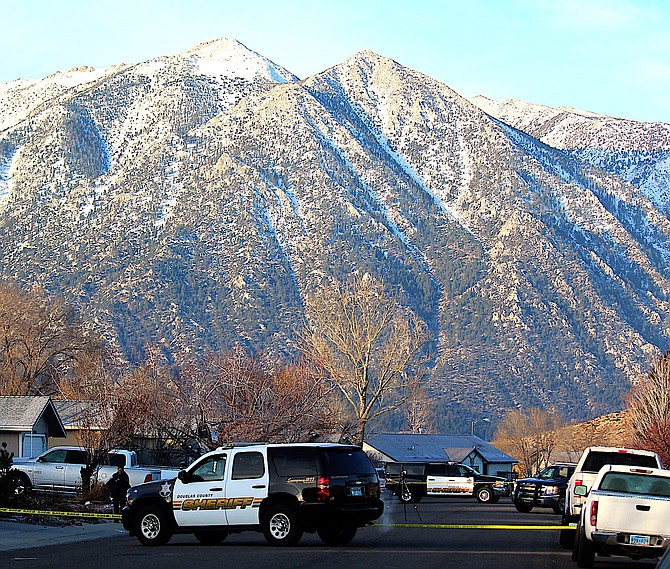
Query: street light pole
xmin=470 ymin=417 xmax=490 ymax=436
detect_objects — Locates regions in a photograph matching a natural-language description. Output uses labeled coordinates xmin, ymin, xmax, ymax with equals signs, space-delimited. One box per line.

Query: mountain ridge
xmin=1 ymin=38 xmax=669 ymax=430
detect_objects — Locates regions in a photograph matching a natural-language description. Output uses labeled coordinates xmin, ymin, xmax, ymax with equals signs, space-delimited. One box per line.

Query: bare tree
xmin=200 ymin=348 xmax=335 ymax=444
xmin=403 ymin=384 xmax=437 ymax=434
xmin=495 ymin=408 xmax=562 ymax=477
xmin=628 ymin=350 xmax=670 ymax=465
xmin=114 ymin=346 xmax=195 ymax=465
xmin=57 ymin=350 xmax=137 ymax=494
xmin=301 ymin=273 xmax=430 ymax=446
xmin=0 ymin=282 xmax=93 ymax=396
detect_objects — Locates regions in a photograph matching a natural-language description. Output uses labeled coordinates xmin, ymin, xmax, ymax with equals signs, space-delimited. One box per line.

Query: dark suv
xmin=122 ymin=443 xmax=383 ymax=547
xmin=512 ymin=463 xmax=576 ymax=514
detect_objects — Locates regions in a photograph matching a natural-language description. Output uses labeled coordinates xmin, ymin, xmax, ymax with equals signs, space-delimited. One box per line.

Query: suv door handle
xmin=636 ymin=505 xmax=651 ymax=511
xmin=252 ymin=484 xmax=266 ymax=489
xmin=209 ymin=487 xmax=223 ymax=491
xmin=56 ymin=466 xmax=64 ymax=469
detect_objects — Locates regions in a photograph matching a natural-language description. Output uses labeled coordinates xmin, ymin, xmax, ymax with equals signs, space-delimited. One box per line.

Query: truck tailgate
xmin=595 ymin=493 xmax=670 ymax=535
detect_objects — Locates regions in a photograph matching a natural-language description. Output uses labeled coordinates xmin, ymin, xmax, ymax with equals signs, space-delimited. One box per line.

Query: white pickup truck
xmin=12 ymin=446 xmax=161 ymax=494
xmin=571 ymin=464 xmax=670 ymax=567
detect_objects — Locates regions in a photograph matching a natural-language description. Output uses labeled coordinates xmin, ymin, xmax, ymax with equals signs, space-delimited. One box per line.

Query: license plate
xmin=349 ymin=486 xmax=363 ymax=497
xmin=630 ymin=535 xmax=650 ymax=546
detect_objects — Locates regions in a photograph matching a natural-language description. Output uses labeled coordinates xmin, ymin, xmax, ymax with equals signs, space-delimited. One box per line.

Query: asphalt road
xmin=4 ymin=495 xmax=659 ymax=569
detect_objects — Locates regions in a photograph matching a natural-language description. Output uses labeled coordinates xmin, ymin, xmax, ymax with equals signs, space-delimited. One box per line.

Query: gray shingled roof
xmin=0 ymin=396 xmax=66 ymax=437
xmin=366 ymin=433 xmax=517 ymax=464
xmin=53 ymin=400 xmax=99 ymax=428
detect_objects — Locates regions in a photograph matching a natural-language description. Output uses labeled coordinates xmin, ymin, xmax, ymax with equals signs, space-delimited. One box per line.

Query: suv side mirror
xmin=178 ymin=470 xmax=189 ymax=483
xmin=574 ymin=485 xmax=588 ymax=497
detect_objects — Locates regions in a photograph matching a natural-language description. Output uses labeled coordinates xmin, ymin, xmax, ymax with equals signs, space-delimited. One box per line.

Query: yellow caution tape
xmin=378 ymin=523 xmax=574 ymax=530
xmin=0 ymin=507 xmax=121 ymax=520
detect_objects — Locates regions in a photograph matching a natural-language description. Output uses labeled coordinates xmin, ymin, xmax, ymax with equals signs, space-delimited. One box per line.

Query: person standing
xmin=106 ymin=465 xmax=131 ymax=520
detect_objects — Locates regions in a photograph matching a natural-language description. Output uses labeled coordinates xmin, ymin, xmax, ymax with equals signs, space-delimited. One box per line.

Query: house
xmin=364 ymin=433 xmax=518 ymax=479
xmin=0 ymin=396 xmax=66 ymax=457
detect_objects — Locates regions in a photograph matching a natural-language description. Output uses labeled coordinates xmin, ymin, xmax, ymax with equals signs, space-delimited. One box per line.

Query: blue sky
xmin=2 ymin=0 xmax=669 ymax=123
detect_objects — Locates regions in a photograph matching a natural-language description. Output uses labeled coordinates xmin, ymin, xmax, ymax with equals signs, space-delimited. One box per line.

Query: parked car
xmin=560 ymin=446 xmax=662 ymax=548
xmin=512 ymin=462 xmax=576 ymax=514
xmin=12 ymin=447 xmax=160 ymax=494
xmin=123 ymin=442 xmax=384 ymax=546
xmin=385 ymin=461 xmax=509 ymax=503
xmin=571 ymin=464 xmax=670 ymax=567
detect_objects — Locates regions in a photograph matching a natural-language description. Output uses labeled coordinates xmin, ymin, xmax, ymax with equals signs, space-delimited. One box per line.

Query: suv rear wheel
xmin=514 ymin=503 xmax=533 ymax=513
xmin=317 ymin=525 xmax=357 ymax=546
xmin=476 ymin=485 xmax=495 ymax=503
xmin=262 ymin=504 xmax=303 ymax=546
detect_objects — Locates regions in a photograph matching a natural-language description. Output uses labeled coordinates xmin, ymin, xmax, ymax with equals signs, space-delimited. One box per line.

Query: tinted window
xmin=582 ymin=452 xmax=659 ymax=473
xmin=600 ymin=472 xmax=670 ymax=497
xmin=66 ymin=450 xmax=87 ymax=464
xmin=232 ymin=451 xmax=265 ymax=480
xmin=105 ymin=453 xmax=126 ymax=467
xmin=271 ymin=447 xmax=317 ymax=477
xmin=323 ymin=448 xmax=375 ymax=476
xmin=402 ymin=464 xmax=426 ymax=477
xmin=426 ymin=464 xmax=447 ymax=476
xmin=41 ymin=449 xmax=67 ymax=463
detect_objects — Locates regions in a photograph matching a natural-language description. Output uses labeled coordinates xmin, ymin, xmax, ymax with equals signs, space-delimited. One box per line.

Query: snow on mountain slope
xmin=472 ymin=95 xmax=670 ymax=215
xmin=1 ymin=39 xmax=669 ymax=426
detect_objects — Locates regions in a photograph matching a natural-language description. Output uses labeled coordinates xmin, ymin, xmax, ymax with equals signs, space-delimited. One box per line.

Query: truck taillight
xmin=317 ymin=476 xmax=330 ymax=501
xmin=590 ymin=500 xmax=598 ymax=526
xmin=143 ymin=473 xmax=153 ymax=483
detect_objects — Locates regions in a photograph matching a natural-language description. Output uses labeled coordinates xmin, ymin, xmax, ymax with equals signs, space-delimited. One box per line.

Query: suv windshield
xmin=323 ymin=448 xmax=375 ymax=475
xmin=537 ymin=465 xmax=573 ymax=479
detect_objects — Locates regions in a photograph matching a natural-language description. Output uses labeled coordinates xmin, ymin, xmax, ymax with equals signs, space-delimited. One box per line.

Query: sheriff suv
xmin=512 ymin=462 xmax=576 ymax=514
xmin=122 ymin=443 xmax=383 ymax=547
xmin=385 ymin=461 xmax=509 ymax=503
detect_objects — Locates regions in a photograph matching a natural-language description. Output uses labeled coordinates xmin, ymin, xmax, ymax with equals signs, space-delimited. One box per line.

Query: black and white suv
xmin=122 ymin=443 xmax=384 ymax=547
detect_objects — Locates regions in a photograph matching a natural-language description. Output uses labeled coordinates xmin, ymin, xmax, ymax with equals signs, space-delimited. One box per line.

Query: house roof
xmin=0 ymin=396 xmax=66 ymax=438
xmin=52 ymin=400 xmax=100 ymax=428
xmin=366 ymin=433 xmax=517 ymax=464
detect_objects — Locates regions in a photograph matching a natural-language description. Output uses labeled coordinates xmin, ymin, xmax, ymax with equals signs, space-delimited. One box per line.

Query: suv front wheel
xmin=135 ymin=506 xmax=173 ymax=546
xmin=262 ymin=504 xmax=303 ymax=546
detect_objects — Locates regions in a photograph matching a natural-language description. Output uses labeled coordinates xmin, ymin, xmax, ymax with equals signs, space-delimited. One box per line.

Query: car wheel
xmin=262 ymin=504 xmax=303 ymax=546
xmin=135 ymin=506 xmax=173 ymax=546
xmin=317 ymin=525 xmax=357 ymax=546
xmin=573 ymin=522 xmax=595 ymax=568
xmin=193 ymin=530 xmax=228 ymax=545
xmin=476 ymin=486 xmax=494 ymax=503
xmin=12 ymin=472 xmax=32 ymax=496
xmin=514 ymin=503 xmax=533 ymax=513
xmin=553 ymin=496 xmax=566 ymax=516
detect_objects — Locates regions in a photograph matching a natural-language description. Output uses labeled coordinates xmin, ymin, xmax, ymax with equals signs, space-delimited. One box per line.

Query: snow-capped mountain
xmin=1 ymin=37 xmax=669 ymax=428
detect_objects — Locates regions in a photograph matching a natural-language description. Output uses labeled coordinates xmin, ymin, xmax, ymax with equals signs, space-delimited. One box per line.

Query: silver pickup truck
xmin=12 ymin=446 xmax=160 ymax=494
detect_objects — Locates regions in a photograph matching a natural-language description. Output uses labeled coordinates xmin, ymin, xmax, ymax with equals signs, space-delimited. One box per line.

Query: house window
xmin=22 ymin=434 xmax=46 ymax=458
